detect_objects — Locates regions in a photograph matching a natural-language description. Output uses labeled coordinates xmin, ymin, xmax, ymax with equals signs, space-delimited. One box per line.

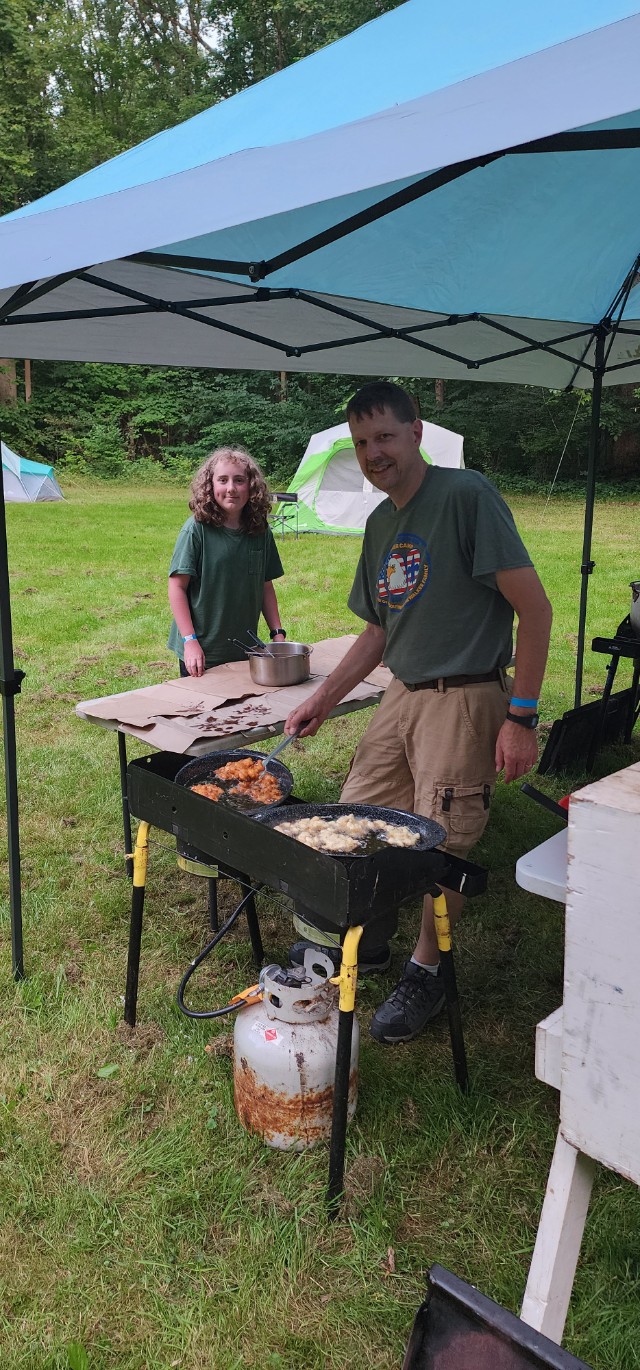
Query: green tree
xmin=46 ymin=0 xmax=221 ymax=182
xmin=212 ymin=0 xmax=402 ymax=93
xmin=0 ymin=0 xmax=59 ymax=211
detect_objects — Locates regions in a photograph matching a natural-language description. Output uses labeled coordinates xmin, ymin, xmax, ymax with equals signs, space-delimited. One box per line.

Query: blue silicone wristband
xmin=510 ymin=696 xmax=538 ymax=708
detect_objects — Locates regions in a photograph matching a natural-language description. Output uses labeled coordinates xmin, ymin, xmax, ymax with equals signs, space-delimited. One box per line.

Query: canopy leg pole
xmin=0 ymin=440 xmax=25 ymax=979
xmin=574 ymin=331 xmax=605 ymax=709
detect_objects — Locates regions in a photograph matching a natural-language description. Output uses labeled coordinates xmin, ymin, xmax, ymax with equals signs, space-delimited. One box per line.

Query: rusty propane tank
xmin=233 ymin=949 xmax=359 ymax=1150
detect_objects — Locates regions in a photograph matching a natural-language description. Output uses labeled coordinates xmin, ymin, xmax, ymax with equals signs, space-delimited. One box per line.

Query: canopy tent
xmin=0 ymin=0 xmax=639 ymax=689
xmin=1 ymin=443 xmax=63 ymax=503
xmin=284 ymin=420 xmax=464 ymax=534
xmin=2 ymin=0 xmax=640 ymax=974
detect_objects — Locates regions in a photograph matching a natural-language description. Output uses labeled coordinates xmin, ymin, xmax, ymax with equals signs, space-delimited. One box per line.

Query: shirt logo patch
xmin=377 ymin=536 xmax=430 ymax=611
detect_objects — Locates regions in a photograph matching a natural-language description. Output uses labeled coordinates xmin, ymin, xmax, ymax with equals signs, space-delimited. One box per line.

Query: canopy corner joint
xmin=0 ymin=670 xmax=25 ymax=698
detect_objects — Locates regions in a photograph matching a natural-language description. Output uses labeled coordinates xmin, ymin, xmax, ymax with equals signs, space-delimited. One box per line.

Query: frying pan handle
xmin=521 ymin=783 xmax=569 ymax=824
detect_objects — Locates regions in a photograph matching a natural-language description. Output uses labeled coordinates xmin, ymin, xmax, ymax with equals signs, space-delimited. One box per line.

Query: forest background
xmin=2 ymin=0 xmax=640 ymax=491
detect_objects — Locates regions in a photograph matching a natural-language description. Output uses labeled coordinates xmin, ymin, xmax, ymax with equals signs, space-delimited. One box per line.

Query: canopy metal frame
xmin=2 ymin=127 xmax=640 ymax=974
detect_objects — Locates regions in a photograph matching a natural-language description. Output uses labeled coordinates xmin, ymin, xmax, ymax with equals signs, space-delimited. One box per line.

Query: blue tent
xmin=1 ymin=442 xmax=64 ymax=502
xmin=1 ymin=0 xmax=640 ymax=970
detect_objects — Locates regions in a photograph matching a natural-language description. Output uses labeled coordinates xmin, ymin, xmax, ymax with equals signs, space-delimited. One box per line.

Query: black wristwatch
xmin=506 ymin=710 xmax=539 ymax=730
xmin=270 ymin=628 xmax=286 ymax=639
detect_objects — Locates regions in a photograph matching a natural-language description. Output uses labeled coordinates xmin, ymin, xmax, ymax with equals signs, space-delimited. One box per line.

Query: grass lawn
xmin=1 ymin=481 xmax=640 ymax=1370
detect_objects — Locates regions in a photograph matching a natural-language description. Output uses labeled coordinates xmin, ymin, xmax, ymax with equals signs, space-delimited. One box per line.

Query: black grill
xmin=127 ymin=752 xmax=487 ymax=928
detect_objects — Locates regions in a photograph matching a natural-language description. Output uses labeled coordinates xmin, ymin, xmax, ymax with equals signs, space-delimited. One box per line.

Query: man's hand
xmin=285 ymin=691 xmax=330 ymax=738
xmin=284 ymin=623 xmax=385 ymax=739
xmin=495 ymin=718 xmax=538 ymax=784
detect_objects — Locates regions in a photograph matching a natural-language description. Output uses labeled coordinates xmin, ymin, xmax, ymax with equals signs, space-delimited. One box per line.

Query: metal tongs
xmin=228 ymin=633 xmax=275 ymax=658
xmin=262 ymin=723 xmax=305 ymax=772
xmin=246 ymin=629 xmax=275 ymax=657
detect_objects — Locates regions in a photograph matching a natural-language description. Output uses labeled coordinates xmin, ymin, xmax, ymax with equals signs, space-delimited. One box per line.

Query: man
xmin=285 ymin=381 xmax=552 ymax=1045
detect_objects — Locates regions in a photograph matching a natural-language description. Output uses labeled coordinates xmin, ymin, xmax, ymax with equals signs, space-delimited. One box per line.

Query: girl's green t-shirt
xmin=168 ymin=517 xmax=284 ymax=667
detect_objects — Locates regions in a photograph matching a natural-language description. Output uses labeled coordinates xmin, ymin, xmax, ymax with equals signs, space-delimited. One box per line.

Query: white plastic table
xmin=515 ymin=828 xmax=567 ymax=904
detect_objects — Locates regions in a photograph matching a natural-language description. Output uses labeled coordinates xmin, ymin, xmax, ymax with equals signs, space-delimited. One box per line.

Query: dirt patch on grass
xmin=46 ymin=1074 xmax=122 ymax=1182
xmin=252 ymin=1182 xmax=295 ymax=1216
xmin=344 ymin=1153 xmax=386 ymax=1213
xmin=204 ymin=1033 xmax=234 ymax=1059
xmin=63 ymin=960 xmax=83 ymax=986
xmin=116 ymin=1020 xmax=165 ymax=1057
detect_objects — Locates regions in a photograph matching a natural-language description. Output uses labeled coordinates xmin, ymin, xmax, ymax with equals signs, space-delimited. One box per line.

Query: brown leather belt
xmin=402 ymin=669 xmax=502 ymax=692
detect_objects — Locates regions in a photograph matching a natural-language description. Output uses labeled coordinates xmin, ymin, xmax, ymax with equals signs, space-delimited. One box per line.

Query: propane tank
xmin=233 ymin=950 xmax=359 ymax=1151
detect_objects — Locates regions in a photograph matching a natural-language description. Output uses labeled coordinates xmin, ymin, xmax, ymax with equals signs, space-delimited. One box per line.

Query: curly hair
xmin=189 ymin=447 xmax=272 ymax=533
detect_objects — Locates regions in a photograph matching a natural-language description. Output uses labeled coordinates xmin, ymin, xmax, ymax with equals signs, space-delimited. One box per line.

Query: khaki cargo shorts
xmin=340 ymin=675 xmax=510 ymax=857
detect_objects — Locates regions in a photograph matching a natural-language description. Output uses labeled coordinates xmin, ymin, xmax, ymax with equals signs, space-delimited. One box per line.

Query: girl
xmin=167 ymin=447 xmax=285 ymax=677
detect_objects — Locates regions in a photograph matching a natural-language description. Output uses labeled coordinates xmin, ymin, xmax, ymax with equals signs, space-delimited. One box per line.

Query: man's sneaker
xmin=288 ymin=939 xmax=392 ymax=977
xmin=369 ymin=961 xmax=445 ymax=1044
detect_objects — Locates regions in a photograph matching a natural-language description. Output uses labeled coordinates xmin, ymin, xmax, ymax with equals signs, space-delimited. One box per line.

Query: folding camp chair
xmin=270 ymin=491 xmax=299 ymax=538
xmin=403 ymin=1266 xmax=592 ymax=1370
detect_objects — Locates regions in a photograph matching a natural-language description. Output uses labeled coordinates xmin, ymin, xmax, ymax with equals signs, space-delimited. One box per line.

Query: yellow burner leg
xmin=328 ymin=924 xmax=364 ymax=1216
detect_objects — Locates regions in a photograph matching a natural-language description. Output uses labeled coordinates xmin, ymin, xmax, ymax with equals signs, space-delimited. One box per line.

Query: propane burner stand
xmin=126 ymin=752 xmax=486 ymax=934
xmin=124 ymin=751 xmax=488 ymax=1213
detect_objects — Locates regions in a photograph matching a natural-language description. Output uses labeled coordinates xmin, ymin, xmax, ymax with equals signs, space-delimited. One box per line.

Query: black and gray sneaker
xmin=369 ymin=961 xmax=445 ymax=1044
xmin=288 ymin=939 xmax=391 ymax=977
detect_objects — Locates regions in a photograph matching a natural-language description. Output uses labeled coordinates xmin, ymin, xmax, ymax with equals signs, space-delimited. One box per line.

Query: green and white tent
xmin=279 ymin=420 xmax=464 ymax=535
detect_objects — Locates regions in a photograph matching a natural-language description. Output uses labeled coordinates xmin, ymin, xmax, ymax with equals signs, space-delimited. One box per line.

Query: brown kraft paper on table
xmin=80 ymin=686 xmax=214 ymax=728
xmin=166 ymin=661 xmax=275 ymax=698
xmin=116 ymin=718 xmax=208 ymax=753
xmin=76 ymin=637 xmax=389 ymax=742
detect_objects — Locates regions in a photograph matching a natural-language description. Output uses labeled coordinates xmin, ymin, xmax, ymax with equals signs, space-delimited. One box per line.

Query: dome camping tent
xmin=278 ymin=419 xmax=464 ymax=534
xmin=1 ymin=442 xmax=64 ymax=503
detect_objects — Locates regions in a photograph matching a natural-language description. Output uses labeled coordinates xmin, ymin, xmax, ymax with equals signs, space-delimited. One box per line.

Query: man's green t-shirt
xmin=167 ymin=518 xmax=284 ymax=668
xmin=348 ymin=467 xmax=533 ymax=684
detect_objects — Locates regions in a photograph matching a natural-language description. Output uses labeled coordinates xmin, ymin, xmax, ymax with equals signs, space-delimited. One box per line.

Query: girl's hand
xmin=184 ymin=640 xmax=206 ymax=677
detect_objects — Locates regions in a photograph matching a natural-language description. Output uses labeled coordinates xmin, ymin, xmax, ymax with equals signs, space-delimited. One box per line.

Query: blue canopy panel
xmin=1 ymin=8 xmax=640 ymax=298
xmin=159 ymin=117 xmax=640 ymax=325
xmin=5 ymin=0 xmax=637 ymax=221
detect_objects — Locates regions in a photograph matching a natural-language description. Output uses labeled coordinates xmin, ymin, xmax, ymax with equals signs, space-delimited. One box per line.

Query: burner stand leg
xmin=208 ymin=878 xmax=219 ymax=933
xmin=124 ymin=821 xmax=150 ymax=1027
xmin=237 ymin=873 xmax=263 ymax=966
xmin=586 ymin=649 xmax=620 ymax=772
xmin=625 ymin=659 xmax=640 ymax=743
xmin=433 ymin=890 xmax=469 ymax=1094
xmin=118 ymin=731 xmax=134 ymax=881
xmin=328 ymin=925 xmax=363 ymax=1218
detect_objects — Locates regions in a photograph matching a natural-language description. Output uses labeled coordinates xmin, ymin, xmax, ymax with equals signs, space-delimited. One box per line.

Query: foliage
xmin=213 ymin=0 xmax=400 ymax=93
xmin=46 ymin=0 xmax=221 ymax=186
xmin=0 ymin=0 xmax=59 ymax=212
xmin=0 ymin=363 xmax=357 ymax=484
xmin=3 ymin=361 xmax=640 ymax=487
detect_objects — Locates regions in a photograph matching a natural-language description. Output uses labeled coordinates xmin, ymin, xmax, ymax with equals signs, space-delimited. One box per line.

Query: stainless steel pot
xmin=249 ymin=641 xmax=312 ymax=687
